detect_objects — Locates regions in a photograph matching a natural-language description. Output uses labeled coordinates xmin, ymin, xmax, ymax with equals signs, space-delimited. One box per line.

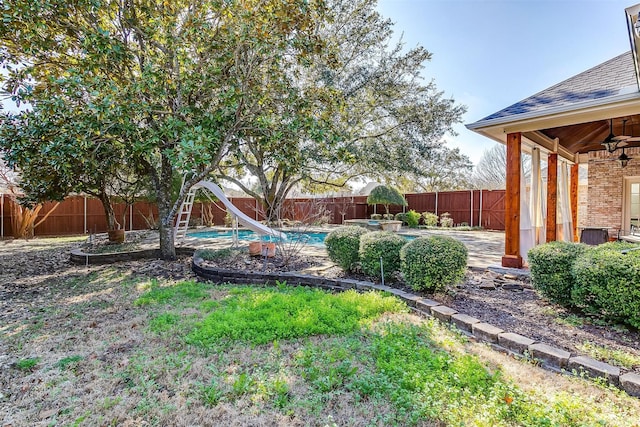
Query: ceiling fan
xmin=601 ymin=119 xmax=640 ymax=152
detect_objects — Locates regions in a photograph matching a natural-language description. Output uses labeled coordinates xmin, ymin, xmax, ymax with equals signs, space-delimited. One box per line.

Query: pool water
xmin=188 ymin=229 xmax=417 ymax=247
xmin=187 ymin=229 xmax=330 ymax=246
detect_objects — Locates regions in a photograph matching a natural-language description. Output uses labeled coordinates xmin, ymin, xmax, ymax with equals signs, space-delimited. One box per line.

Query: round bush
xmin=324 ymin=226 xmax=369 ymax=272
xmin=359 ymin=231 xmax=406 ymax=280
xmin=405 ymin=210 xmax=420 ymax=228
xmin=528 ymin=241 xmax=587 ymax=307
xmin=571 ymin=243 xmax=640 ymax=327
xmin=422 ymin=212 xmax=438 ymax=227
xmin=400 ymin=236 xmax=468 ymax=292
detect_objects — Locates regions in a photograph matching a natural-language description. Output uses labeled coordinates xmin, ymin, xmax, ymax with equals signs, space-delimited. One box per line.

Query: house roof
xmin=472 ymin=51 xmax=636 ymax=126
xmin=466 ymin=51 xmax=640 ymax=159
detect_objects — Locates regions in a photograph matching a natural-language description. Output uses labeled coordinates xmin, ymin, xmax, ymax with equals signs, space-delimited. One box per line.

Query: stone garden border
xmin=70 ymin=247 xmax=195 ymax=265
xmin=191 ymin=253 xmax=640 ymax=398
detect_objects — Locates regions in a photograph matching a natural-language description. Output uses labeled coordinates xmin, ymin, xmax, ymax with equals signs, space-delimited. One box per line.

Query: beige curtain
xmin=556 ymin=161 xmax=574 ymax=242
xmin=530 ymin=148 xmax=546 ymax=245
xmin=520 ymin=157 xmax=535 ymax=263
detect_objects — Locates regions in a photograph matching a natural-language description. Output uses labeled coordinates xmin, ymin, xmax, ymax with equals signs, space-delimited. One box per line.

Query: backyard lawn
xmin=1 ymin=238 xmax=640 ymax=426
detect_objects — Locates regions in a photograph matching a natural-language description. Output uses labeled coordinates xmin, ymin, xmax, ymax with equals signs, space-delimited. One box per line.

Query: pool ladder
xmin=174 ymin=184 xmax=198 ymax=242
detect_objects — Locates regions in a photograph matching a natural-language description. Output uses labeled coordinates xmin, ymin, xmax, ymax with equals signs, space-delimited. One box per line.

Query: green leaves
xmin=366 ymin=184 xmax=407 ymax=212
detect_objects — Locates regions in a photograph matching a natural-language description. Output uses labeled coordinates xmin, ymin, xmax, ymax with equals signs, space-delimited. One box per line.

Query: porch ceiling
xmin=541 ymin=114 xmax=640 ymax=154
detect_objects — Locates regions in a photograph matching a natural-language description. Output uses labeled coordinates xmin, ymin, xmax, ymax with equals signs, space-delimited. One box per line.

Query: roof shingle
xmin=478 ymin=51 xmax=636 ymax=122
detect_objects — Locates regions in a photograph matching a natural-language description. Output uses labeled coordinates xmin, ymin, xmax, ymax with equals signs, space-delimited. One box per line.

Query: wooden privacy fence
xmin=0 ymin=190 xmax=506 ymax=238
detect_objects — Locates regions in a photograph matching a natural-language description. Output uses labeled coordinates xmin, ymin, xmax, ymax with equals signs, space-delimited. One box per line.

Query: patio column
xmin=546 ymin=152 xmax=558 ymax=242
xmin=503 ymin=132 xmax=522 ymax=268
xmin=570 ymin=163 xmax=579 ymax=242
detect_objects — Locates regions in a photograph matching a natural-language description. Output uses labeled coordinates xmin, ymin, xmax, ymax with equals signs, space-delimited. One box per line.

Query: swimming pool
xmin=188 ymin=229 xmax=417 ymax=247
xmin=187 ymin=229 xmax=330 ymax=246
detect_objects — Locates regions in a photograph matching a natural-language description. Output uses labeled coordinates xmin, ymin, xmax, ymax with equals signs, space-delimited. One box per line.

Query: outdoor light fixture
xmin=618 ymin=148 xmax=633 ymax=168
xmin=601 ymin=119 xmax=625 ymax=153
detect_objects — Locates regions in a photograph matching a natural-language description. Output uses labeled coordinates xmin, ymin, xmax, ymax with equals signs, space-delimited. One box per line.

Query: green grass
xmin=55 ymin=355 xmax=83 ymax=370
xmin=11 ymin=268 xmax=636 ymax=426
xmin=185 ymin=287 xmax=407 ymax=346
xmin=15 ymin=357 xmax=40 ymax=371
xmin=130 ymin=282 xmax=637 ymax=425
xmin=134 ymin=280 xmax=208 ymax=307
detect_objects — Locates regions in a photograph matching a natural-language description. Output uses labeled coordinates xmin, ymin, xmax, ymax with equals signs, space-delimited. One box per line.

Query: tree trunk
xmin=157 ymin=195 xmax=176 ymax=260
xmin=97 ymin=190 xmax=119 ymax=230
xmin=156 ymin=156 xmax=177 ymax=261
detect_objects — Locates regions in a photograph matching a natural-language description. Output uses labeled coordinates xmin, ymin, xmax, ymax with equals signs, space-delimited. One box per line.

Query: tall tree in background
xmin=0 ymin=0 xmax=325 ymax=259
xmin=381 ymin=146 xmax=472 ymax=193
xmin=471 ymin=144 xmax=531 ymax=190
xmin=217 ymin=0 xmax=466 ymax=216
xmin=326 ymin=0 xmax=466 ymax=180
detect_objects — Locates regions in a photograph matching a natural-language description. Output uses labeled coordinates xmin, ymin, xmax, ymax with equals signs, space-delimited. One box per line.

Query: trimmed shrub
xmin=394 ymin=212 xmax=407 ymax=224
xmin=440 ymin=212 xmax=453 ymax=227
xmin=383 ymin=213 xmax=395 ymax=221
xmin=370 ymin=214 xmax=382 ymax=220
xmin=359 ymin=231 xmax=406 ymax=280
xmin=422 ymin=212 xmax=438 ymax=227
xmin=400 ymin=236 xmax=468 ymax=292
xmin=405 ymin=210 xmax=420 ymax=228
xmin=571 ymin=243 xmax=640 ymax=327
xmin=528 ymin=241 xmax=587 ymax=307
xmin=324 ymin=226 xmax=369 ymax=272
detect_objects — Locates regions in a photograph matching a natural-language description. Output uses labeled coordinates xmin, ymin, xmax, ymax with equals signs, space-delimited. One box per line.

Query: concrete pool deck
xmin=181 ymin=225 xmax=506 ymax=270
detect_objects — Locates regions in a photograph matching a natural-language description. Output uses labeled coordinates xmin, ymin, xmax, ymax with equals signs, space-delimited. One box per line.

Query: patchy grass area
xmin=2 ymin=254 xmax=640 ymax=427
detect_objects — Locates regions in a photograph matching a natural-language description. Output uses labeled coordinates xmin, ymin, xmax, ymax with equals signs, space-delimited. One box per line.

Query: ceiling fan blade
xmin=624 ymin=137 xmax=640 ymax=142
xmin=612 ymin=135 xmax=631 ymax=141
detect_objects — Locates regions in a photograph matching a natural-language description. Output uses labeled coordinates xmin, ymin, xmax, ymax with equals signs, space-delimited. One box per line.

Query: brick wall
xmin=586 ymin=147 xmax=640 ymax=235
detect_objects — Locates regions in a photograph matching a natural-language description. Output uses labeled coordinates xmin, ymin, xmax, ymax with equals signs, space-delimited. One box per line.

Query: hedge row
xmin=528 ymin=241 xmax=640 ymax=328
xmin=325 ymin=226 xmax=468 ymax=292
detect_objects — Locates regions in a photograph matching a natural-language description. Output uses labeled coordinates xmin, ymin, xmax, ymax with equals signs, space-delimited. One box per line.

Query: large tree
xmin=0 ymin=96 xmax=136 ymax=232
xmin=216 ymin=0 xmax=466 ymax=218
xmin=471 ymin=144 xmax=532 ymax=190
xmin=0 ymin=0 xmax=325 ymax=259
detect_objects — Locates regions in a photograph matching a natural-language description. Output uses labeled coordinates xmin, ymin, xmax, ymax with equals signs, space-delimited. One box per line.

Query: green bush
xmin=370 ymin=213 xmax=382 ymax=220
xmin=528 ymin=241 xmax=587 ymax=307
xmin=383 ymin=213 xmax=395 ymax=221
xmin=405 ymin=210 xmax=420 ymax=228
xmin=422 ymin=212 xmax=438 ymax=227
xmin=571 ymin=243 xmax=640 ymax=327
xmin=324 ymin=226 xmax=369 ymax=272
xmin=400 ymin=236 xmax=468 ymax=292
xmin=359 ymin=231 xmax=406 ymax=280
xmin=440 ymin=212 xmax=453 ymax=227
xmin=394 ymin=212 xmax=407 ymax=224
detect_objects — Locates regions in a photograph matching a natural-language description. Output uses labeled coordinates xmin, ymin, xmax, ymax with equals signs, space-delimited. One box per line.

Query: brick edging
xmin=69 ymin=247 xmax=195 ymax=265
xmin=191 ymin=256 xmax=640 ymax=398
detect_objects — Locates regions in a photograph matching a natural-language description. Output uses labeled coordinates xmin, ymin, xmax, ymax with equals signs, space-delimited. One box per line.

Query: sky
xmin=376 ymin=0 xmax=636 ymax=164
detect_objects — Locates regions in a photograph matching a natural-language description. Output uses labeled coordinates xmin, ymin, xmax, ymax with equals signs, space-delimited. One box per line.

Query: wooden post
xmin=502 ymin=133 xmax=522 ymax=268
xmin=570 ymin=163 xmax=579 ymax=242
xmin=546 ymin=153 xmax=558 ymax=242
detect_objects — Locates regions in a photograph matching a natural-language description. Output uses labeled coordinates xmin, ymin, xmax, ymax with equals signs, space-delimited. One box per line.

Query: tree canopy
xmin=215 ymin=0 xmax=467 ymax=218
xmin=366 ymin=184 xmax=407 ymax=215
xmin=1 ymin=0 xmax=468 ymax=256
xmin=0 ymin=0 xmax=327 ymax=258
